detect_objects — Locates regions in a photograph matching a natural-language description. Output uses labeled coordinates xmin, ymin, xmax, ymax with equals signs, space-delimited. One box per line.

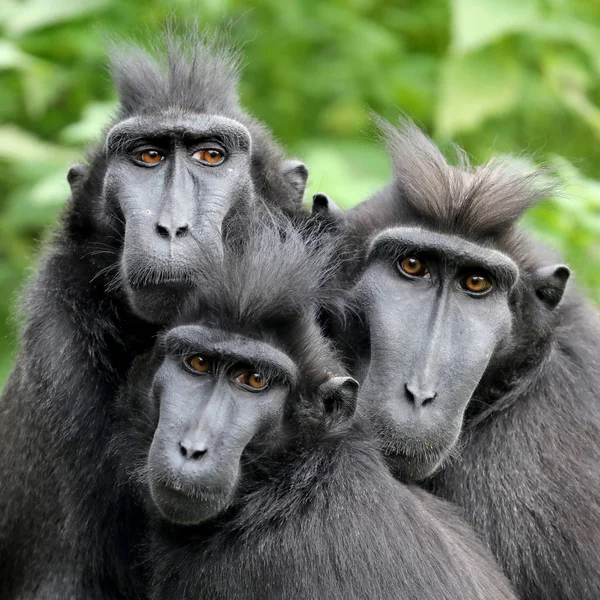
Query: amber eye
xmin=233 ymin=370 xmax=268 ymax=391
xmin=135 ymin=150 xmax=164 ymax=165
xmin=185 ymin=355 xmax=212 ymax=374
xmin=461 ymin=274 xmax=493 ymax=295
xmin=398 ymin=257 xmax=429 ymax=278
xmin=193 ymin=148 xmax=225 ymax=165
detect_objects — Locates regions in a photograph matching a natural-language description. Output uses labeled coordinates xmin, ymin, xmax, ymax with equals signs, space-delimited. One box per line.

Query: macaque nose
xmin=405 ymin=383 xmax=437 ymax=407
xmin=179 ymin=440 xmax=207 ymax=461
xmin=155 ymin=222 xmax=190 ymax=239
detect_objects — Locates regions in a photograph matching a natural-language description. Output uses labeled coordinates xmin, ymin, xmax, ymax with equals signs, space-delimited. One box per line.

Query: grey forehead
xmin=104 ymin=113 xmax=251 ymax=151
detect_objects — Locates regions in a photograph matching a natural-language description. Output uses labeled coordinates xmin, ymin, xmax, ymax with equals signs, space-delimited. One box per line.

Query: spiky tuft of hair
xmin=109 ymin=28 xmax=242 ymax=119
xmin=179 ymin=211 xmax=339 ymax=333
xmin=375 ymin=117 xmax=556 ymax=239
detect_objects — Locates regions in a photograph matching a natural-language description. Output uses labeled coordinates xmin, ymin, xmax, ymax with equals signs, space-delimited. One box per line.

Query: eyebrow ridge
xmin=368 ymin=227 xmax=520 ymax=288
xmin=162 ymin=325 xmax=299 ymax=385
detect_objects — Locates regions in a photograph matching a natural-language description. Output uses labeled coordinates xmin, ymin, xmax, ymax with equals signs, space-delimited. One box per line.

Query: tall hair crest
xmin=109 ymin=29 xmax=242 ymax=118
xmin=178 ymin=211 xmax=340 ymax=332
xmin=376 ymin=117 xmax=557 ymax=238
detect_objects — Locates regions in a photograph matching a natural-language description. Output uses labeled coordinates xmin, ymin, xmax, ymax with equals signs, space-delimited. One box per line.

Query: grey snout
xmin=178 ymin=423 xmax=211 ymax=461
xmin=178 ymin=439 xmax=208 ymax=461
xmin=174 ymin=422 xmax=214 ymax=464
xmin=404 ymin=383 xmax=437 ymax=407
xmin=155 ymin=222 xmax=190 ymax=240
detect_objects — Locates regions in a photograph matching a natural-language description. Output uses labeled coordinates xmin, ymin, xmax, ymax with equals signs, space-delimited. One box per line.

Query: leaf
xmin=542 ymin=55 xmax=600 ymax=139
xmin=319 ymin=100 xmax=370 ymax=136
xmin=513 ymin=17 xmax=600 ymax=78
xmin=60 ymin=101 xmax=117 ymax=145
xmin=435 ymin=49 xmax=522 ymax=137
xmin=2 ymin=182 xmax=65 ymax=229
xmin=21 ymin=60 xmax=65 ymax=118
xmin=295 ymin=139 xmax=390 ymax=209
xmin=0 ymin=126 xmax=79 ymax=166
xmin=0 ymin=40 xmax=32 ymax=71
xmin=29 ymin=171 xmax=71 ymax=207
xmin=450 ymin=0 xmax=541 ymax=54
xmin=4 ymin=0 xmax=110 ymax=37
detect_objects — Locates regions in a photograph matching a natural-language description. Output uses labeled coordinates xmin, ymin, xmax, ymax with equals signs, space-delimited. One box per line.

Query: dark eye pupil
xmin=209 ymin=151 xmax=218 ymax=158
xmin=463 ymin=274 xmax=492 ymax=294
xmin=403 ymin=258 xmax=421 ymax=272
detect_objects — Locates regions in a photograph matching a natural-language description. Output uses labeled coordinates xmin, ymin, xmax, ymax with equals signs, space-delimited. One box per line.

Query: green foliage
xmin=1 ymin=0 xmax=600 ymax=385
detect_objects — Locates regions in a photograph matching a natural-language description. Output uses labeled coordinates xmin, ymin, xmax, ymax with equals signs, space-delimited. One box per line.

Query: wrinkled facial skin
xmin=353 ymin=228 xmax=518 ymax=481
xmin=147 ymin=325 xmax=295 ymax=525
xmin=102 ymin=113 xmax=253 ymax=323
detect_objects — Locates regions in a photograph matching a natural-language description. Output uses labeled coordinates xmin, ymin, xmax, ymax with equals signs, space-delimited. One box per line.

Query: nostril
xmin=156 ymin=224 xmax=170 ymax=239
xmin=405 ymin=383 xmax=436 ymax=408
xmin=179 ymin=442 xmax=206 ymax=461
xmin=175 ymin=225 xmax=189 ymax=238
xmin=421 ymin=392 xmax=436 ymax=407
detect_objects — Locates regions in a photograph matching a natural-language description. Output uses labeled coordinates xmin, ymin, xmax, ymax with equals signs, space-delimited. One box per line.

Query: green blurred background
xmin=1 ymin=0 xmax=600 ymax=385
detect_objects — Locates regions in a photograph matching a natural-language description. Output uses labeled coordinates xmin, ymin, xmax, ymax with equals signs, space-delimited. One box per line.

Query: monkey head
xmin=67 ymin=38 xmax=308 ymax=325
xmin=333 ymin=119 xmax=570 ymax=481
xmin=353 ymin=228 xmax=519 ymax=481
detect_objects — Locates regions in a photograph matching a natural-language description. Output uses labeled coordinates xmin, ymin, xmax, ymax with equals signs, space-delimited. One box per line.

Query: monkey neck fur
xmin=467 ymin=284 xmax=582 ymax=426
xmin=154 ymin=416 xmax=379 ymax=541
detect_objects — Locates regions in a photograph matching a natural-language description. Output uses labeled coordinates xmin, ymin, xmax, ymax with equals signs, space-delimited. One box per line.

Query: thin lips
xmin=157 ymin=481 xmax=227 ymax=506
xmin=129 ymin=275 xmax=194 ymax=289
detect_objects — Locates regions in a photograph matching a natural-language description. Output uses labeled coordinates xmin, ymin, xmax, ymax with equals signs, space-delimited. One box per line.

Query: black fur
xmin=147 ymin=427 xmax=518 ymax=600
xmin=340 ymin=119 xmax=600 ymax=600
xmin=0 ymin=32 xmax=304 ymax=599
xmin=0 ymin=232 xmax=154 ymax=599
xmin=115 ymin=218 xmax=517 ymax=600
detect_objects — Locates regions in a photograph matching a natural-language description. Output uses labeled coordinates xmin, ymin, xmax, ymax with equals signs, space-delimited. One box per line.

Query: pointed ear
xmin=317 ymin=376 xmax=358 ymax=424
xmin=281 ymin=160 xmax=309 ymax=204
xmin=312 ymin=192 xmax=341 ymax=217
xmin=533 ymin=265 xmax=570 ymax=309
xmin=67 ymin=164 xmax=89 ymax=190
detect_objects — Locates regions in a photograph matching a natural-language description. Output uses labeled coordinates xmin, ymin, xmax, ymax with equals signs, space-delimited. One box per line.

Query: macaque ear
xmin=312 ymin=192 xmax=341 ymax=217
xmin=67 ymin=164 xmax=89 ymax=190
xmin=533 ymin=265 xmax=570 ymax=310
xmin=317 ymin=376 xmax=359 ymax=425
xmin=281 ymin=160 xmax=309 ymax=204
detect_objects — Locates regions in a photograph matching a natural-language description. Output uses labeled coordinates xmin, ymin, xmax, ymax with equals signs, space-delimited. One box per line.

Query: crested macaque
xmin=116 ymin=217 xmax=517 ymax=600
xmin=0 ymin=33 xmax=308 ymax=599
xmin=321 ymin=119 xmax=600 ymax=600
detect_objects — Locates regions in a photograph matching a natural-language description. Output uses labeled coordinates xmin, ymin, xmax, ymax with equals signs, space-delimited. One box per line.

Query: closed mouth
xmin=153 ymin=480 xmax=230 ymax=511
xmin=129 ymin=276 xmax=194 ymax=290
xmin=159 ymin=483 xmax=198 ymax=502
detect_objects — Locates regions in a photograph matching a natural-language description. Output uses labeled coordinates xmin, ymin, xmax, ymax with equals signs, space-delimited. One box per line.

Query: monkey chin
xmin=149 ymin=480 xmax=233 ymax=526
xmin=125 ymin=280 xmax=194 ymax=324
xmin=382 ymin=446 xmax=448 ymax=483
